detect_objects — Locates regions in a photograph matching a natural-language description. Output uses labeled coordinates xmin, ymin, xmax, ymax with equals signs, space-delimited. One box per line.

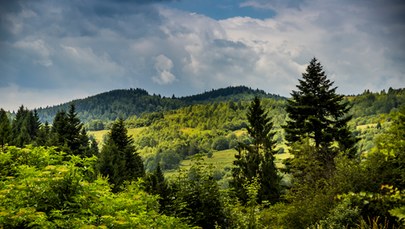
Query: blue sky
xmin=163 ymin=0 xmax=277 ymax=19
xmin=0 ymin=0 xmax=404 ymax=111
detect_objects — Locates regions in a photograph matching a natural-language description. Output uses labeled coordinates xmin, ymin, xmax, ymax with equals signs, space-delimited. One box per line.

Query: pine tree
xmin=11 ymin=105 xmax=40 ymax=147
xmin=231 ymin=96 xmax=281 ymax=204
xmin=36 ymin=121 xmax=51 ymax=146
xmin=51 ymin=104 xmax=89 ymax=156
xmin=0 ymin=109 xmax=11 ymax=149
xmin=98 ymin=118 xmax=144 ymax=192
xmin=51 ymin=110 xmax=69 ymax=149
xmin=145 ymin=163 xmax=170 ymax=213
xmin=284 ymin=58 xmax=357 ymax=179
xmin=28 ymin=110 xmax=41 ymax=141
xmin=66 ymin=104 xmax=84 ymax=154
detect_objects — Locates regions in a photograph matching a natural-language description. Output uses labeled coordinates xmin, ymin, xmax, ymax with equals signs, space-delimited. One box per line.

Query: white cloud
xmin=0 ymin=0 xmax=404 ymax=111
xmin=153 ymin=54 xmax=176 ymax=85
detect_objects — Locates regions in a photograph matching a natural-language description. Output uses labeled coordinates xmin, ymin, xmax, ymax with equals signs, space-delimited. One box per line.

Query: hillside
xmin=36 ymin=86 xmax=283 ymax=126
xmin=84 ymin=87 xmax=405 ymax=173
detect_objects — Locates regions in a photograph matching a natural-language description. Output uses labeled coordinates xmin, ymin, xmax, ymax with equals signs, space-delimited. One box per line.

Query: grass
xmin=356 ymin=123 xmax=377 ymax=131
xmin=88 ymin=127 xmax=145 ymax=145
xmin=165 ymin=148 xmax=291 ymax=178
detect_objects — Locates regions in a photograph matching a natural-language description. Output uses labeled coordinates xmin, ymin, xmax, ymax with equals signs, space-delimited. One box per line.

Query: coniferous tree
xmin=0 ymin=109 xmax=11 ymax=149
xmin=50 ymin=110 xmax=69 ymax=149
xmin=231 ymin=96 xmax=281 ymax=204
xmin=145 ymin=163 xmax=170 ymax=213
xmin=66 ymin=104 xmax=84 ymax=154
xmin=28 ymin=110 xmax=41 ymax=141
xmin=98 ymin=118 xmax=144 ymax=192
xmin=284 ymin=58 xmax=357 ymax=179
xmin=51 ymin=104 xmax=90 ymax=156
xmin=36 ymin=121 xmax=51 ymax=146
xmin=11 ymin=106 xmax=40 ymax=147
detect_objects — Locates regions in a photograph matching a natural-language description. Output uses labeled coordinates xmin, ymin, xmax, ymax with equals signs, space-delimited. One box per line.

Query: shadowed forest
xmin=1 ymin=58 xmax=404 ymax=228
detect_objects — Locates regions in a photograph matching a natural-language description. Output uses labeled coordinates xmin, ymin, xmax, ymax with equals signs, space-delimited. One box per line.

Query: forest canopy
xmin=1 ymin=59 xmax=404 ymax=228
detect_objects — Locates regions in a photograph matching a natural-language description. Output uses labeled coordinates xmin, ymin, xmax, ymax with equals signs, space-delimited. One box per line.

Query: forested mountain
xmin=348 ymin=87 xmax=405 ymax=117
xmin=34 ymin=86 xmax=405 ymax=131
xmin=2 ymin=75 xmax=405 ymax=227
xmin=35 ymin=86 xmax=282 ymax=126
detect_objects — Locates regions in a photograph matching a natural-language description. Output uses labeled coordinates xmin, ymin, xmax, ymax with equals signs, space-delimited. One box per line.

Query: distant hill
xmin=180 ymin=86 xmax=283 ymax=103
xmin=347 ymin=87 xmax=405 ymax=117
xmin=36 ymin=86 xmax=284 ymax=124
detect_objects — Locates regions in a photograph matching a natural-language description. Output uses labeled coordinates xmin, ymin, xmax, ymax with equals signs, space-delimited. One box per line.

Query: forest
xmin=0 ymin=58 xmax=404 ymax=228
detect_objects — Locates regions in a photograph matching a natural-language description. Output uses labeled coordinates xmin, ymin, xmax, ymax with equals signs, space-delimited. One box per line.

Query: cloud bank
xmin=0 ymin=0 xmax=404 ymax=111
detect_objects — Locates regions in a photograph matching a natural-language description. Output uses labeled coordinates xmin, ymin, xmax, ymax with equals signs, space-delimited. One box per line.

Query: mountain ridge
xmin=36 ymin=86 xmax=284 ymax=124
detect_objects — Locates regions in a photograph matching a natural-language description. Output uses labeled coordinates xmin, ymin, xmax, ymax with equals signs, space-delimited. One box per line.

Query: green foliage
xmin=231 ymin=96 xmax=281 ymax=204
xmin=0 ymin=109 xmax=11 ymax=149
xmin=284 ymin=58 xmax=357 ymax=158
xmin=36 ymin=86 xmax=282 ymax=124
xmin=2 ymin=86 xmax=404 ymax=228
xmin=169 ymin=156 xmax=227 ymax=229
xmin=144 ymin=163 xmax=172 ymax=215
xmin=50 ymin=104 xmax=94 ymax=157
xmin=348 ymin=88 xmax=405 ymax=117
xmin=0 ymin=146 xmax=189 ymax=228
xmin=10 ymin=105 xmax=41 ymax=147
xmin=98 ymin=118 xmax=145 ymax=192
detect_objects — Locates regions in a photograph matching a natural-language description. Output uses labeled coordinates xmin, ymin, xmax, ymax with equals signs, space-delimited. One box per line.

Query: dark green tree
xmin=29 ymin=110 xmax=41 ymax=141
xmin=35 ymin=121 xmax=51 ymax=146
xmin=87 ymin=136 xmax=99 ymax=157
xmin=0 ymin=109 xmax=11 ymax=149
xmin=170 ymin=156 xmax=227 ymax=229
xmin=66 ymin=104 xmax=85 ymax=154
xmin=144 ymin=163 xmax=171 ymax=213
xmin=231 ymin=96 xmax=281 ymax=204
xmin=51 ymin=104 xmax=90 ymax=156
xmin=50 ymin=110 xmax=69 ymax=149
xmin=11 ymin=106 xmax=40 ymax=147
xmin=98 ymin=118 xmax=144 ymax=192
xmin=284 ymin=58 xmax=357 ymax=177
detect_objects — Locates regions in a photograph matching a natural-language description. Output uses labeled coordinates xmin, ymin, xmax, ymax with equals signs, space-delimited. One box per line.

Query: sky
xmin=1 ymin=0 xmax=404 ymax=111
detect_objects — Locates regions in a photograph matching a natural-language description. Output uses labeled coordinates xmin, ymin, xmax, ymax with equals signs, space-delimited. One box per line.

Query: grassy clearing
xmin=165 ymin=148 xmax=291 ymax=178
xmin=356 ymin=123 xmax=377 ymax=131
xmin=88 ymin=127 xmax=145 ymax=145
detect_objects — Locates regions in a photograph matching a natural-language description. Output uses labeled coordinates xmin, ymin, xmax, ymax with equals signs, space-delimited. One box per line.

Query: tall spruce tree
xmin=11 ymin=106 xmax=40 ymax=147
xmin=51 ymin=104 xmax=90 ymax=156
xmin=144 ymin=163 xmax=170 ymax=213
xmin=0 ymin=109 xmax=11 ymax=149
xmin=66 ymin=104 xmax=84 ymax=154
xmin=284 ymin=58 xmax=356 ymax=178
xmin=36 ymin=121 xmax=51 ymax=146
xmin=231 ymin=96 xmax=281 ymax=204
xmin=98 ymin=118 xmax=145 ymax=192
xmin=50 ymin=110 xmax=69 ymax=149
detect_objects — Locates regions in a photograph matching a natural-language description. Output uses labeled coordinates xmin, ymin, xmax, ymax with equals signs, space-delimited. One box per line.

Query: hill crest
xmin=36 ymin=86 xmax=283 ymax=124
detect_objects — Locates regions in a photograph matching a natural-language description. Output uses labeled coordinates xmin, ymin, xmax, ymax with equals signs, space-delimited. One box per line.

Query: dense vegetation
xmin=1 ymin=59 xmax=404 ymax=228
xmin=35 ymin=86 xmax=282 ymax=128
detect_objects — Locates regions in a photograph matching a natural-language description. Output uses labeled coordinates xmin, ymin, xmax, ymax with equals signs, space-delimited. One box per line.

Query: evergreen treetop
xmin=98 ymin=118 xmax=144 ymax=192
xmin=284 ymin=58 xmax=356 ymax=154
xmin=231 ymin=96 xmax=281 ymax=204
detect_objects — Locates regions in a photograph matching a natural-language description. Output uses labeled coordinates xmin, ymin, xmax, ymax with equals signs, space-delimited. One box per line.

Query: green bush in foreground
xmin=0 ymin=146 xmax=189 ymax=228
